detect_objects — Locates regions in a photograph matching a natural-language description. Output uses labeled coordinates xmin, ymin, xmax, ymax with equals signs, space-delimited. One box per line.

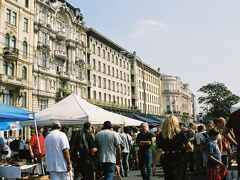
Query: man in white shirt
xmin=45 ymin=121 xmax=72 ymax=180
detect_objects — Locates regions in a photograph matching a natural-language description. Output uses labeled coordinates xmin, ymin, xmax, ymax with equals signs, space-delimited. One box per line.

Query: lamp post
xmin=120 ymin=51 xmax=146 ymax=115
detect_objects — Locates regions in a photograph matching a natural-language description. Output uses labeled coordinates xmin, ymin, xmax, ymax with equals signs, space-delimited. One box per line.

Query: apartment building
xmin=128 ymin=53 xmax=162 ymax=115
xmin=33 ymin=0 xmax=88 ymax=112
xmin=162 ymin=74 xmax=194 ymax=123
xmin=87 ymin=28 xmax=132 ymax=112
xmin=0 ymin=0 xmax=34 ymax=109
xmin=0 ymin=0 xmax=34 ymax=137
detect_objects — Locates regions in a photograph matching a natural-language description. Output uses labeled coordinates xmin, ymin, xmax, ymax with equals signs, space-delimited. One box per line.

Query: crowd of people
xmin=0 ymin=110 xmax=240 ymax=180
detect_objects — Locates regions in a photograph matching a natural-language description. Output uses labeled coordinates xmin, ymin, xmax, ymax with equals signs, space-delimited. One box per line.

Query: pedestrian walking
xmin=136 ymin=122 xmax=152 ymax=180
xmin=45 ymin=121 xmax=72 ymax=180
xmin=95 ymin=121 xmax=122 ymax=180
xmin=156 ymin=115 xmax=193 ymax=180
xmin=120 ymin=127 xmax=132 ymax=177
xmin=72 ymin=122 xmax=97 ymax=180
xmin=130 ymin=127 xmax=139 ymax=170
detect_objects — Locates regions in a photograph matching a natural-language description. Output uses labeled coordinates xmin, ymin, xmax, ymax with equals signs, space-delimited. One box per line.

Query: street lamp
xmin=120 ymin=50 xmax=146 ymax=115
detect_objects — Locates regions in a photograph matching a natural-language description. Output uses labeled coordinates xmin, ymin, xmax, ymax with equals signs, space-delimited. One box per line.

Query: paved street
xmin=122 ymin=167 xmax=208 ymax=180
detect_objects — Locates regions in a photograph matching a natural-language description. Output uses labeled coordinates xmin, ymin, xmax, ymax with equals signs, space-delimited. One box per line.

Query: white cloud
xmin=131 ymin=19 xmax=169 ymax=39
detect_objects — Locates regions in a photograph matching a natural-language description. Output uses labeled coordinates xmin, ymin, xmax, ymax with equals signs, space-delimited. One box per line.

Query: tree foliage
xmin=198 ymin=82 xmax=240 ymax=118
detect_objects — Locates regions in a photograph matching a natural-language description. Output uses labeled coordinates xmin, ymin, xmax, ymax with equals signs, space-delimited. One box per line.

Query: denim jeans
xmin=138 ymin=148 xmax=152 ymax=180
xmin=102 ymin=162 xmax=116 ymax=180
xmin=121 ymin=153 xmax=129 ymax=176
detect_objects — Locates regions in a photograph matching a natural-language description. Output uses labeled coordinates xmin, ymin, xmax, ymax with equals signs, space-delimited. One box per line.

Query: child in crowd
xmin=206 ymin=128 xmax=226 ymax=180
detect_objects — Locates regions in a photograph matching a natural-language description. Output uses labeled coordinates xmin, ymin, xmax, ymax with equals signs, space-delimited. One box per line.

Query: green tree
xmin=198 ymin=82 xmax=240 ymax=118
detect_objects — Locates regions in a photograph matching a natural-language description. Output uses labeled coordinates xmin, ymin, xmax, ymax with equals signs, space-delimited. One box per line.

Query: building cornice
xmin=135 ymin=60 xmax=161 ymax=77
xmin=87 ymin=28 xmax=129 ymax=53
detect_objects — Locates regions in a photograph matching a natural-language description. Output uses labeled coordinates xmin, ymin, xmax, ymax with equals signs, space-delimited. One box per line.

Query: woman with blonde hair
xmin=156 ymin=115 xmax=193 ymax=180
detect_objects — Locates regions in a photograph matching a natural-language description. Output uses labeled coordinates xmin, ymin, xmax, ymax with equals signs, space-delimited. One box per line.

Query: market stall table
xmin=0 ymin=164 xmax=39 ymax=179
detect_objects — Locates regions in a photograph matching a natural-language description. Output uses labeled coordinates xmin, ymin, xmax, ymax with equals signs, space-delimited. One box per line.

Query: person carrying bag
xmin=156 ymin=115 xmax=193 ymax=180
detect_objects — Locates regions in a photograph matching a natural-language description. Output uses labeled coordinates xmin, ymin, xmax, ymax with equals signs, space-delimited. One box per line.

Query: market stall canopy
xmin=0 ymin=104 xmax=34 ymax=122
xmin=146 ymin=115 xmax=164 ymax=124
xmin=124 ymin=113 xmax=161 ymax=126
xmin=21 ymin=94 xmax=125 ymax=126
xmin=122 ymin=115 xmax=144 ymax=126
xmin=230 ymin=102 xmax=240 ymax=113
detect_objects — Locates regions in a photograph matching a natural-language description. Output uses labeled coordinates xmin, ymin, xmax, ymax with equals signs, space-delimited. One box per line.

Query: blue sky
xmin=68 ymin=0 xmax=240 ymax=105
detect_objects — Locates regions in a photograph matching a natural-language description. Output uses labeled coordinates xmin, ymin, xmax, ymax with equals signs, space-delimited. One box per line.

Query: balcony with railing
xmin=3 ymin=47 xmax=19 ymax=60
xmin=58 ymin=71 xmax=70 ymax=80
xmin=37 ymin=41 xmax=50 ymax=49
xmin=54 ymin=50 xmax=67 ymax=61
xmin=0 ymin=74 xmax=28 ymax=87
xmin=56 ymin=31 xmax=66 ymax=40
xmin=66 ymin=35 xmax=76 ymax=47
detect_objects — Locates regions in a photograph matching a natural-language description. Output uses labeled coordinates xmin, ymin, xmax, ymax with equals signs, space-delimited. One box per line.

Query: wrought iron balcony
xmin=54 ymin=50 xmax=67 ymax=61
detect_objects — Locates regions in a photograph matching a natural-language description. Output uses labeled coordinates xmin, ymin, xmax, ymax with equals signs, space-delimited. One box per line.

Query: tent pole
xmin=34 ymin=119 xmax=45 ymax=175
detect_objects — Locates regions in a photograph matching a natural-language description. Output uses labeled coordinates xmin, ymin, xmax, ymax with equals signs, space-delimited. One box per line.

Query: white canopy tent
xmin=230 ymin=102 xmax=240 ymax=113
xmin=21 ymin=94 xmax=143 ymax=126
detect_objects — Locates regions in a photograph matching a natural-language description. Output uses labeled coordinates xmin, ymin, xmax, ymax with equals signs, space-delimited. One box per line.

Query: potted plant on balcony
xmin=58 ymin=87 xmax=71 ymax=98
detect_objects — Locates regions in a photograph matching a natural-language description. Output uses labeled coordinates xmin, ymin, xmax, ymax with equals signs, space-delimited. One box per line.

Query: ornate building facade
xmin=162 ymin=74 xmax=194 ymax=123
xmin=33 ymin=0 xmax=88 ymax=112
xmin=0 ymin=0 xmax=34 ymax=109
xmin=0 ymin=0 xmax=35 ymax=137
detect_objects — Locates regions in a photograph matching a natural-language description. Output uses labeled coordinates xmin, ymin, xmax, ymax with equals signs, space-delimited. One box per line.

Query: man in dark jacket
xmin=72 ymin=122 xmax=97 ymax=180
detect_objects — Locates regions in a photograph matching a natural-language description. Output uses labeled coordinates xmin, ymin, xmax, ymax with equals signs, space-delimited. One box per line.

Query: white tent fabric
xmin=21 ymin=94 xmax=142 ymax=126
xmin=230 ymin=102 xmax=240 ymax=113
xmin=21 ymin=94 xmax=124 ymax=126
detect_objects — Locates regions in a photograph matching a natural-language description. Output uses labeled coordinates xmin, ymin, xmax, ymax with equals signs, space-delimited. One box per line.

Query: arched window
xmin=11 ymin=36 xmax=16 ymax=48
xmin=22 ymin=66 xmax=27 ymax=79
xmin=9 ymin=63 xmax=14 ymax=76
xmin=4 ymin=34 xmax=10 ymax=47
xmin=22 ymin=41 xmax=28 ymax=57
xmin=3 ymin=61 xmax=8 ymax=75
